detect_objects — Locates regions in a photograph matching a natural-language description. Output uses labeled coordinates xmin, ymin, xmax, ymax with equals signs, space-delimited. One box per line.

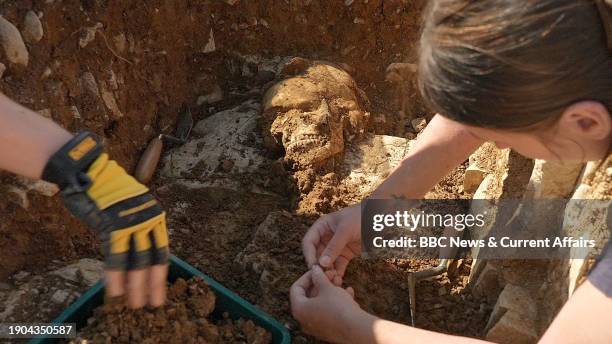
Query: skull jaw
xmin=284 ymin=134 xmax=344 ymax=167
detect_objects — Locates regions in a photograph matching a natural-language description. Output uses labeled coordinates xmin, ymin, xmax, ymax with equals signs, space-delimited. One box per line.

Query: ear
xmin=559 ymin=101 xmax=612 ymax=141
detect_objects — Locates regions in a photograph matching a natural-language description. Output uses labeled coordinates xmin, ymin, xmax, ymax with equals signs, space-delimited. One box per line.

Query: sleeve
xmin=589 ymin=240 xmax=612 ymax=297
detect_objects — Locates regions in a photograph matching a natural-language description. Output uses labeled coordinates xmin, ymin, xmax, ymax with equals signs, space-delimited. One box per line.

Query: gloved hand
xmin=42 ymin=131 xmax=169 ymax=307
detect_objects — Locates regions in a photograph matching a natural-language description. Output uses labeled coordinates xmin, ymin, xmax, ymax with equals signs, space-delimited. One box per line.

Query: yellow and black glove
xmin=42 ymin=131 xmax=169 ymax=270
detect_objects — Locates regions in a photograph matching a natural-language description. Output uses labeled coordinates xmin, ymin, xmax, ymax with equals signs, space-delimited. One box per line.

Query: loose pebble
xmin=81 ymin=72 xmax=100 ymax=96
xmin=13 ymin=271 xmax=30 ymax=282
xmin=203 ymin=28 xmax=216 ymax=53
xmin=411 ymin=117 xmax=427 ymax=132
xmin=22 ymin=11 xmax=44 ymax=43
xmin=197 ymin=85 xmax=223 ymax=105
xmin=79 ymin=22 xmax=102 ymax=48
xmin=41 ymin=66 xmax=52 ymax=79
xmin=51 ymin=289 xmax=70 ymax=304
xmin=100 ymin=86 xmax=124 ymax=118
xmin=7 ymin=186 xmax=29 ymax=209
xmin=113 ymin=33 xmax=127 ymax=53
xmin=0 ymin=16 xmax=29 ymax=66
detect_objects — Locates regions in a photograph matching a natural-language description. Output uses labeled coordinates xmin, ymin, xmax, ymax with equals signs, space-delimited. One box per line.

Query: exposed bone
xmin=262 ymin=59 xmax=369 ymax=168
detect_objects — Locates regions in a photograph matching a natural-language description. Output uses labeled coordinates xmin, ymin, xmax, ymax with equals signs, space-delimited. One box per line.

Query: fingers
xmin=106 ymin=266 xmax=167 ymax=308
xmin=345 ymin=286 xmax=355 ymax=299
xmin=105 ymin=269 xmax=126 ymax=298
xmin=290 ymin=271 xmax=313 ymax=307
xmin=319 ymin=230 xmax=348 ymax=269
xmin=127 ymin=268 xmax=148 ymax=308
xmin=148 ymin=264 xmax=168 ymax=307
xmin=333 ymin=275 xmax=343 ymax=287
xmin=302 ymin=221 xmax=324 ymax=268
xmin=324 ymin=269 xmax=337 ymax=281
xmin=334 ymin=255 xmax=351 ymax=278
xmin=311 ymin=265 xmax=333 ymax=288
xmin=323 ymin=269 xmax=343 ymax=288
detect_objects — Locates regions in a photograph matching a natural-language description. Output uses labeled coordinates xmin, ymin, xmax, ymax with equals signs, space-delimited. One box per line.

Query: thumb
xmin=319 ymin=230 xmax=348 ymax=268
xmin=311 ymin=265 xmax=333 ymax=289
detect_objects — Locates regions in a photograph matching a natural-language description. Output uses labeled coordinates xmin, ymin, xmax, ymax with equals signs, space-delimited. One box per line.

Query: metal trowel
xmin=134 ymin=107 xmax=194 ymax=184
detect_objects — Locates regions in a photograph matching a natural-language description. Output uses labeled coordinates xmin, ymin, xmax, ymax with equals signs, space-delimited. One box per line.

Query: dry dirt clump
xmin=72 ymin=277 xmax=271 ymax=344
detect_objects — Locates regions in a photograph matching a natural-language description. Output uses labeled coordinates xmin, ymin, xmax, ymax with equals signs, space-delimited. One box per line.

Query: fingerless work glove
xmin=42 ymin=132 xmax=169 ymax=270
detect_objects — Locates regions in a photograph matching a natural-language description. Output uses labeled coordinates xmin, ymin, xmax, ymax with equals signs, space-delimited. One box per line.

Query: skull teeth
xmin=286 ymin=136 xmax=327 ymax=151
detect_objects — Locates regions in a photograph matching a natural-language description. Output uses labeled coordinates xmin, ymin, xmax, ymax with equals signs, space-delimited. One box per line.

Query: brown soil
xmin=0 ymin=0 xmax=426 ymax=281
xmin=72 ymin=277 xmax=271 ymax=344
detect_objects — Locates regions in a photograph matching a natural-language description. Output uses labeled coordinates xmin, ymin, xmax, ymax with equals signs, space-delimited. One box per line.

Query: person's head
xmin=418 ymin=0 xmax=612 ymax=161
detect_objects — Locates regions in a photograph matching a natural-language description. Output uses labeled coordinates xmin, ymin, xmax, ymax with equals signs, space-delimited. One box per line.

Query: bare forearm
xmin=371 ymin=114 xmax=483 ymax=199
xmin=540 ymin=281 xmax=612 ymax=343
xmin=344 ymin=309 xmax=489 ymax=344
xmin=0 ymin=94 xmax=72 ymax=179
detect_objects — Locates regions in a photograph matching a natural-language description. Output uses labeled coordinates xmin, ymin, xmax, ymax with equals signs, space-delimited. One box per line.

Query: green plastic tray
xmin=30 ymin=255 xmax=290 ymax=344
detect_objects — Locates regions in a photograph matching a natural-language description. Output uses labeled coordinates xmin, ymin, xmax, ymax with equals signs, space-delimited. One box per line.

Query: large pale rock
xmin=338 ymin=134 xmax=411 ymax=198
xmin=523 ymin=160 xmax=583 ymax=199
xmin=469 ymin=149 xmax=534 ymax=284
xmin=563 ymin=157 xmax=611 ymax=295
xmin=470 ymin=262 xmax=502 ymax=304
xmin=463 ymin=164 xmax=486 ymax=194
xmin=50 ymin=259 xmax=103 ymax=286
xmin=0 ymin=259 xmax=103 ymax=322
xmin=469 ymin=142 xmax=502 ymax=172
xmin=486 ymin=308 xmax=538 ymax=344
xmin=161 ymin=100 xmax=271 ymax=193
xmin=486 ymin=284 xmax=539 ymax=342
xmin=0 ymin=16 xmax=28 ymax=66
xmin=486 ymin=284 xmax=537 ymax=331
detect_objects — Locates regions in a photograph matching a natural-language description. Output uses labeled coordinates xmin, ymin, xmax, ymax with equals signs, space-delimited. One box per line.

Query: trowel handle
xmin=134 ymin=135 xmax=163 ymax=184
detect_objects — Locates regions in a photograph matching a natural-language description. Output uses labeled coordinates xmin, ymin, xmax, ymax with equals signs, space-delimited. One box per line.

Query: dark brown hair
xmin=418 ymin=0 xmax=612 ymax=130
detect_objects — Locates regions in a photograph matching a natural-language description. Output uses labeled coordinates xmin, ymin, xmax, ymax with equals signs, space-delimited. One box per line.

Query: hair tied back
xmin=596 ymin=0 xmax=612 ymax=51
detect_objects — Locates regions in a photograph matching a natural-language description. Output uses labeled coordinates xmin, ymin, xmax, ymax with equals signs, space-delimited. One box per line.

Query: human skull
xmin=262 ymin=59 xmax=369 ymax=167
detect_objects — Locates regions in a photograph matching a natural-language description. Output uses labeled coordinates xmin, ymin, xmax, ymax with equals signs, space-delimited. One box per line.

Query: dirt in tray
xmin=71 ymin=277 xmax=271 ymax=344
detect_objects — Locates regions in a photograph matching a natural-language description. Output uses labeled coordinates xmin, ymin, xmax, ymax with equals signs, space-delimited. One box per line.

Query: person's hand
xmin=42 ymin=132 xmax=169 ymax=308
xmin=290 ymin=265 xmax=362 ymax=343
xmin=302 ymin=204 xmax=362 ymax=285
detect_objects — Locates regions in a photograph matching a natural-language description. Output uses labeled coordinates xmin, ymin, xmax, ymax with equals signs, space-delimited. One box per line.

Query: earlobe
xmin=561 ymin=101 xmax=612 ymax=140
